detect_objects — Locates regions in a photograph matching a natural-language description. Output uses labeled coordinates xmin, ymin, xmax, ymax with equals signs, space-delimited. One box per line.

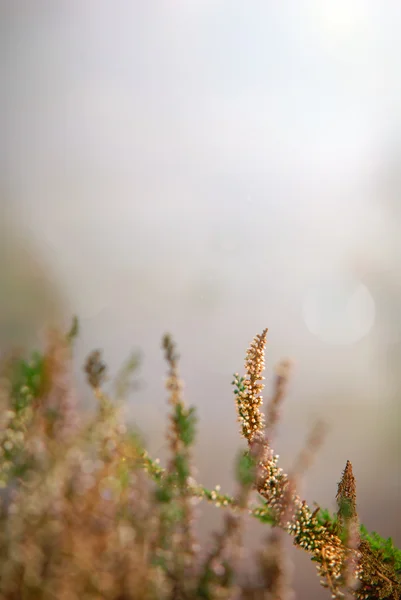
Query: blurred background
xmin=1 ymin=1 xmax=401 ymax=597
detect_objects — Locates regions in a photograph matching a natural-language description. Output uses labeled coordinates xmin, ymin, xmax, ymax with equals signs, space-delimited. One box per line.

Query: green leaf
xmin=174 ymin=453 xmax=190 ymax=486
xmin=236 ymin=450 xmax=256 ymax=487
xmin=173 ymin=404 xmax=197 ymax=447
xmin=155 ymin=486 xmax=172 ymax=504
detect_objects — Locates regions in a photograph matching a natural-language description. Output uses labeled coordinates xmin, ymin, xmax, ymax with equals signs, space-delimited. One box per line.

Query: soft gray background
xmin=1 ymin=2 xmax=401 ymax=597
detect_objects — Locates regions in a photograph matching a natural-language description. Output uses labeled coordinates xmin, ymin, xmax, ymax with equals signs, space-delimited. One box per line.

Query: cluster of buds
xmin=0 ymin=401 xmax=33 ymax=487
xmin=233 ymin=328 xmax=267 ymax=441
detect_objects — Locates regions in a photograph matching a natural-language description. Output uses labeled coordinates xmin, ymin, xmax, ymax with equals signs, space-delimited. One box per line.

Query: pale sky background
xmin=1 ymin=2 xmax=401 ymax=597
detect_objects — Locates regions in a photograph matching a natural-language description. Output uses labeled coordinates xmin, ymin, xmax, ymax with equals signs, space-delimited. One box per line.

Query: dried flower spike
xmin=336 ymin=460 xmax=358 ymax=528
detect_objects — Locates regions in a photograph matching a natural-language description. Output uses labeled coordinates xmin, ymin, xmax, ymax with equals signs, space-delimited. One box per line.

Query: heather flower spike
xmin=232 ymin=331 xmax=401 ymax=599
xmin=233 ymin=328 xmax=267 ymax=442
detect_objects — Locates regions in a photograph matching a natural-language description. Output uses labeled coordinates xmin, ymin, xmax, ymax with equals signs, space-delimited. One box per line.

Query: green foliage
xmin=236 ymin=449 xmax=257 ymax=487
xmin=253 ymin=496 xmax=276 ymax=525
xmin=173 ymin=403 xmax=197 ymax=447
xmin=10 ymin=350 xmax=44 ymax=412
xmin=360 ymin=525 xmax=401 ymax=573
xmin=315 ymin=507 xmax=340 ymax=530
xmin=173 ymin=452 xmax=190 ymax=486
xmin=155 ymin=484 xmax=173 ymax=504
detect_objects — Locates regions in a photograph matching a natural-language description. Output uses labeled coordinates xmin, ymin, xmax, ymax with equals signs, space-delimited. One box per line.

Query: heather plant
xmin=0 ymin=320 xmax=399 ymax=599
